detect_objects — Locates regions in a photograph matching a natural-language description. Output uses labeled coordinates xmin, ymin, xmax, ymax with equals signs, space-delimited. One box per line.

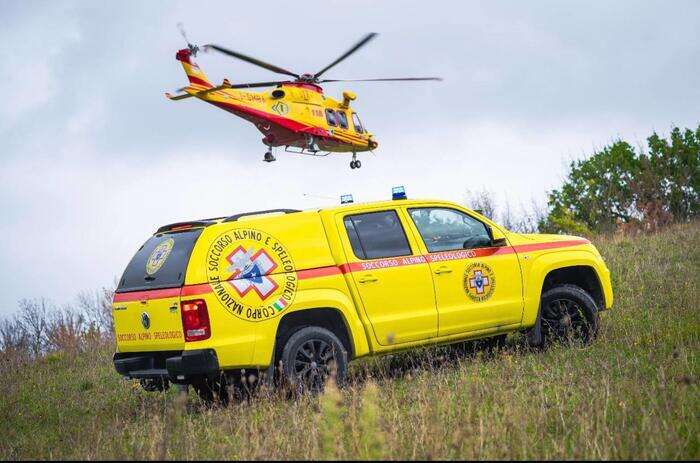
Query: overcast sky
xmin=1 ymin=0 xmax=698 ymax=315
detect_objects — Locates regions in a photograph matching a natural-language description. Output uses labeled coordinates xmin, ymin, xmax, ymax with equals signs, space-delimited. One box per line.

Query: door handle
xmin=358 ymin=275 xmax=378 ymax=283
xmin=434 ymin=266 xmax=453 ymax=275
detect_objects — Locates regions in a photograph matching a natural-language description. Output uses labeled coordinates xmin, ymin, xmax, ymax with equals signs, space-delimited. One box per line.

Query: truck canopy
xmin=117 ymin=229 xmax=204 ymax=293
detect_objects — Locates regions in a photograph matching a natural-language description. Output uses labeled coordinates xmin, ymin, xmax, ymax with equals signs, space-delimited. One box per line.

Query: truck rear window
xmin=116 ymin=229 xmax=204 ymax=293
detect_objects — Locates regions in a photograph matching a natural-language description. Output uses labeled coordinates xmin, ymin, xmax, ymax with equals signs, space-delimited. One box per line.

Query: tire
xmin=539 ymin=284 xmax=599 ymax=345
xmin=280 ymin=326 xmax=348 ymax=394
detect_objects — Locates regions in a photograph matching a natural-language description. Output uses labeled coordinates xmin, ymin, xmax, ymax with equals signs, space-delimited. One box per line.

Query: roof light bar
xmin=392 ymin=186 xmax=407 ymax=200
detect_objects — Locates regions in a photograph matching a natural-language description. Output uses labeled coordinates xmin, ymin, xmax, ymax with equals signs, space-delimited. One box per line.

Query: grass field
xmin=1 ymin=223 xmax=698 ymax=460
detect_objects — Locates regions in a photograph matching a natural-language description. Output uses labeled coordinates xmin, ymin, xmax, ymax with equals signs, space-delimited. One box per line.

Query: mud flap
xmin=264 ymin=338 xmax=277 ymax=388
xmin=527 ymin=303 xmax=544 ymax=347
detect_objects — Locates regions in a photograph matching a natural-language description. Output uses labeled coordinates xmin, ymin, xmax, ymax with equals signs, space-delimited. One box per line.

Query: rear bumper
xmin=113 ymin=349 xmax=219 ymax=382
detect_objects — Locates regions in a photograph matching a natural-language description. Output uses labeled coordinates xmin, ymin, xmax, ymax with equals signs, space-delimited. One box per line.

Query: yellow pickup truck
xmin=112 ymin=193 xmax=613 ymax=403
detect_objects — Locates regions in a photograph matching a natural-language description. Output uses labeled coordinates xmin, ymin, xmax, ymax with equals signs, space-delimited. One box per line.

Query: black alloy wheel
xmin=539 ymin=284 xmax=599 ymax=345
xmin=281 ymin=326 xmax=348 ymax=394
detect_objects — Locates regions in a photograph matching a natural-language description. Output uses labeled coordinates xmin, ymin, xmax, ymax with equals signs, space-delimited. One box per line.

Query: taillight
xmin=180 ymin=299 xmax=211 ymax=342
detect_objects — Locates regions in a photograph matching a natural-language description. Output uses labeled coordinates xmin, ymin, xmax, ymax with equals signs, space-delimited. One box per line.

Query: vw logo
xmin=141 ymin=312 xmax=151 ymax=330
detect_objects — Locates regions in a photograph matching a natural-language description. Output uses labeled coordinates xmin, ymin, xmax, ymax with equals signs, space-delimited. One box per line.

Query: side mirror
xmin=487 ymin=225 xmax=508 ymax=247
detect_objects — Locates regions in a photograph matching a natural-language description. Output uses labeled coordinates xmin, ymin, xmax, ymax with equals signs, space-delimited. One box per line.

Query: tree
xmin=541 ymin=125 xmax=699 ymax=235
xmin=464 ymin=188 xmax=497 ymax=220
xmin=643 ymin=126 xmax=700 ymax=221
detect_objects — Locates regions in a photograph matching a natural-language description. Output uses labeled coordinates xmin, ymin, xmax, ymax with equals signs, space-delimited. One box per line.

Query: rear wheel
xmin=281 ymin=326 xmax=348 ymax=394
xmin=539 ymin=284 xmax=599 ymax=345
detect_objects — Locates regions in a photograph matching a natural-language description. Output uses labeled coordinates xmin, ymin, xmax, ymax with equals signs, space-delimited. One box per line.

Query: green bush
xmin=541 ymin=125 xmax=699 ymax=235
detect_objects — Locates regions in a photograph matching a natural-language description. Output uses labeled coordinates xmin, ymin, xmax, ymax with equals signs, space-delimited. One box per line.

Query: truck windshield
xmin=116 ymin=229 xmax=204 ymax=293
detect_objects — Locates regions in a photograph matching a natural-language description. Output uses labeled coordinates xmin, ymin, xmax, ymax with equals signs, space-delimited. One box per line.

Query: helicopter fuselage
xmin=203 ymin=83 xmax=376 ymax=153
xmin=171 ymin=49 xmax=377 ymax=154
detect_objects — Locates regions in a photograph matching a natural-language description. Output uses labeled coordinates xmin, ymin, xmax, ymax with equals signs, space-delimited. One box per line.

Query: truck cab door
xmin=337 ymin=209 xmax=438 ymax=346
xmin=405 ymin=207 xmax=524 ymax=336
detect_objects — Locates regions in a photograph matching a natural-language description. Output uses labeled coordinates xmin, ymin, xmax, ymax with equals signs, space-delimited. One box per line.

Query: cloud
xmin=0 ymin=0 xmax=698 ymax=315
xmin=0 ymin=3 xmax=81 ymax=127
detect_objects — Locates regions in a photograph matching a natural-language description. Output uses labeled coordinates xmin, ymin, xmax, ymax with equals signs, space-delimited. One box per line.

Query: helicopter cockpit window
xmin=337 ymin=111 xmax=348 ymax=129
xmin=352 ymin=113 xmax=364 ymax=133
xmin=325 ymin=109 xmax=338 ymax=127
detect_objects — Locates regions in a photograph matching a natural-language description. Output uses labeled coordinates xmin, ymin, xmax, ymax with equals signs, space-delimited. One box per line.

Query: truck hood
xmin=515 ymin=233 xmax=584 ymax=243
xmin=505 ymin=232 xmax=589 ymax=247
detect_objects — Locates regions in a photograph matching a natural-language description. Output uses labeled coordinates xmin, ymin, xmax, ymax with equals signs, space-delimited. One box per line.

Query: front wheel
xmin=281 ymin=326 xmax=348 ymax=394
xmin=539 ymin=284 xmax=599 ymax=345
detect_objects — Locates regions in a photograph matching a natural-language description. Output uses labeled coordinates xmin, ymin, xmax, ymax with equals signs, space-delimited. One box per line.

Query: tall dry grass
xmin=0 ymin=222 xmax=697 ymax=459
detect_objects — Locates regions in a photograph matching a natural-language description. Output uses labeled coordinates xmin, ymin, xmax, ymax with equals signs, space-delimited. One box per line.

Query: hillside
xmin=1 ymin=223 xmax=698 ymax=459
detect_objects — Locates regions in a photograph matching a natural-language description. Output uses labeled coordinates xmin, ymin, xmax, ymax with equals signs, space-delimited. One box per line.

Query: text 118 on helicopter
xmin=166 ymin=28 xmax=441 ymax=169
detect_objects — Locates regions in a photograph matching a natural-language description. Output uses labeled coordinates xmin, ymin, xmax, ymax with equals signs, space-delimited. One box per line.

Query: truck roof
xmin=318 ymin=198 xmax=453 ymax=213
xmin=154 ymin=198 xmax=464 ymax=235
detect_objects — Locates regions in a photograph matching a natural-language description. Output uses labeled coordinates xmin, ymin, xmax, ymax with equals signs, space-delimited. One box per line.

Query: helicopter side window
xmin=352 ymin=113 xmax=364 ymax=134
xmin=337 ymin=111 xmax=348 ymax=129
xmin=325 ymin=109 xmax=338 ymax=127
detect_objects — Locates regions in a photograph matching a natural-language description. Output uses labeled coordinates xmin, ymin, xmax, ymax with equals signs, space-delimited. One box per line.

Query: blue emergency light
xmin=392 ymin=186 xmax=407 ymax=200
xmin=341 ymin=194 xmax=354 ymax=204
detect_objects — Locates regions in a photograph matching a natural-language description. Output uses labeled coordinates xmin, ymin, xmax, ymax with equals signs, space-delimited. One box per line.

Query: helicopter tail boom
xmin=175 ymin=48 xmax=212 ymax=89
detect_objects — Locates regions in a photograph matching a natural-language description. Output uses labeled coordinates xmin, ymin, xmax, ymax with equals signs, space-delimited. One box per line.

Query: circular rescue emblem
xmin=463 ymin=262 xmax=496 ymax=302
xmin=206 ymin=228 xmax=297 ymax=322
xmin=145 ymin=238 xmax=174 ymax=275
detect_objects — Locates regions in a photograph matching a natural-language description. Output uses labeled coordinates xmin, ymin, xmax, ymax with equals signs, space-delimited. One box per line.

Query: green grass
xmin=1 ymin=223 xmax=698 ymax=460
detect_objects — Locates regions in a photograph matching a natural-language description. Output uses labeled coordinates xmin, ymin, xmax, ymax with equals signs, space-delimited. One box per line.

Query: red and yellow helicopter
xmin=166 ymin=27 xmax=441 ymax=169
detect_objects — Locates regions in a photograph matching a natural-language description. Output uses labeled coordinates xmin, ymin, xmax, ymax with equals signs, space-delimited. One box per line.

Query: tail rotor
xmin=177 ymin=22 xmax=200 ymax=57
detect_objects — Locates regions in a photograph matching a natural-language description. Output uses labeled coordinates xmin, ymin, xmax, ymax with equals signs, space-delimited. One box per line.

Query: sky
xmin=1 ymin=0 xmax=698 ymax=315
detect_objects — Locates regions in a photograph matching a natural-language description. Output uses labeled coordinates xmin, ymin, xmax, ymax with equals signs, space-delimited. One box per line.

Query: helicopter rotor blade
xmin=313 ymin=33 xmax=378 ymax=79
xmin=319 ymin=77 xmax=443 ymax=83
xmin=204 ymin=44 xmax=299 ymax=79
xmin=179 ymin=81 xmax=288 ymax=92
xmin=228 ymin=81 xmax=289 ymax=89
xmin=177 ymin=22 xmax=190 ymax=45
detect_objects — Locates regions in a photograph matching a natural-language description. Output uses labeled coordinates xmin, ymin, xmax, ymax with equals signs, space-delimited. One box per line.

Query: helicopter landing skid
xmin=284 ymin=146 xmax=331 ymax=157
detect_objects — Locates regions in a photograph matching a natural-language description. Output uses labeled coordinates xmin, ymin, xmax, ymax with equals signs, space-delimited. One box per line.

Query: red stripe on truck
xmin=113 ymin=287 xmax=180 ymax=303
xmin=113 ymin=239 xmax=590 ymax=303
xmin=180 ymin=283 xmax=212 ymax=297
xmin=297 ymin=266 xmax=343 ymax=279
xmin=511 ymin=239 xmax=589 ymax=253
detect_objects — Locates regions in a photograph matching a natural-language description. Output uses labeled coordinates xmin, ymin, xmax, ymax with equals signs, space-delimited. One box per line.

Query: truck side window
xmin=337 ymin=110 xmax=348 ymax=129
xmin=326 ymin=109 xmax=338 ymax=127
xmin=343 ymin=218 xmax=366 ymax=258
xmin=352 ymin=112 xmax=364 ymax=133
xmin=344 ymin=210 xmax=411 ymax=259
xmin=409 ymin=207 xmax=492 ymax=252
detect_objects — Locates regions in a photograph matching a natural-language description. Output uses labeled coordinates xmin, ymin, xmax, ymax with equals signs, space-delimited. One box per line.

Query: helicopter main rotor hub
xmin=298 ymin=73 xmax=316 ymax=83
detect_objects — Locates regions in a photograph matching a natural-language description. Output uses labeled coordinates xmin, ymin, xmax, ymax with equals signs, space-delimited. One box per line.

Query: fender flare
xmin=255 ymin=287 xmax=371 ymax=369
xmin=522 ymin=250 xmax=608 ymax=328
